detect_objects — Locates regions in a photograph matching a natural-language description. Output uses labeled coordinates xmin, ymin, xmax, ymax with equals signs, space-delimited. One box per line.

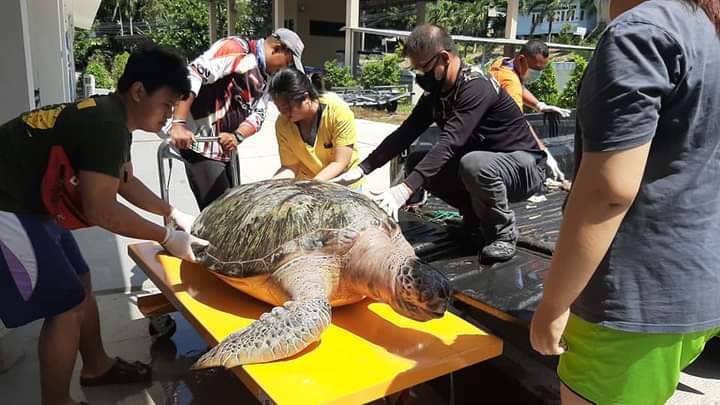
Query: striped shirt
xmin=186 ymin=36 xmax=268 ymax=161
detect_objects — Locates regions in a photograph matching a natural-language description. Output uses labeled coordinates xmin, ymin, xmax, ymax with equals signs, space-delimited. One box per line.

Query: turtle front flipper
xmin=193 ymin=256 xmax=341 ymax=369
xmin=192 ymin=297 xmax=330 ymax=369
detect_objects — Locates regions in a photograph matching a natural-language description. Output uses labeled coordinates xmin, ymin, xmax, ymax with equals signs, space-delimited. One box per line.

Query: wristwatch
xmin=233 ymin=130 xmax=246 ymax=144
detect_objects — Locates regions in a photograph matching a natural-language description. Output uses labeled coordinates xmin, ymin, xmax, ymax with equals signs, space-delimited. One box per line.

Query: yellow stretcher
xmin=129 ymin=242 xmax=503 ymax=405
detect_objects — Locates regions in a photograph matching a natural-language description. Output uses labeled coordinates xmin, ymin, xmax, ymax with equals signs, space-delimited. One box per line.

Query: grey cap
xmin=272 ymin=28 xmax=305 ymax=73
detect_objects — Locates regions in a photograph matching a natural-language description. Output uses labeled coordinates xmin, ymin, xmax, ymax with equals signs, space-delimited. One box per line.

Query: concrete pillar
xmin=360 ymin=10 xmax=366 ymax=51
xmin=208 ymin=0 xmax=218 ymax=44
xmin=505 ymin=0 xmax=519 ymax=39
xmin=504 ymin=0 xmax=520 ymax=56
xmin=0 ymin=0 xmax=35 ymax=122
xmin=416 ymin=1 xmax=428 ymax=26
xmin=227 ymin=0 xmax=237 ymax=36
xmin=344 ymin=0 xmax=359 ymax=70
xmin=273 ymin=0 xmax=285 ymax=30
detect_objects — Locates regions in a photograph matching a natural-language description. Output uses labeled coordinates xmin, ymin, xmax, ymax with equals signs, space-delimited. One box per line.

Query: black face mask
xmin=416 ymin=62 xmax=449 ymax=94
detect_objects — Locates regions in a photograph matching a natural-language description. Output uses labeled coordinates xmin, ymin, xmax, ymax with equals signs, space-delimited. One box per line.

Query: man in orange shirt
xmin=489 ymin=39 xmax=570 ymax=116
xmin=490 ymin=39 xmax=570 ymax=185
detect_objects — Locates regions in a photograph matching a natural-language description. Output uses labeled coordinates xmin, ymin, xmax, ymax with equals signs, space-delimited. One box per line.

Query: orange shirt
xmin=489 ymin=57 xmax=523 ymax=110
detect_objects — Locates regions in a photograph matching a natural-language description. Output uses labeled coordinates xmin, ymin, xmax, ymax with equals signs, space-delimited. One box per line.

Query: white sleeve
xmin=187 ymin=38 xmax=258 ymax=96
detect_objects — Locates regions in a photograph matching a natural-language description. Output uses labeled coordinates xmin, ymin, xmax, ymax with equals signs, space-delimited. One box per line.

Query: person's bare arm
xmin=524 ymin=86 xmax=571 ymax=116
xmin=522 ymin=87 xmax=541 ymax=111
xmin=217 ymin=123 xmax=256 ymax=153
xmin=169 ymin=93 xmax=196 ymax=149
xmin=79 ymin=170 xmax=167 ymax=242
xmin=273 ymin=166 xmax=298 ymax=179
xmin=530 ymin=143 xmax=650 ymax=353
xmin=314 ymin=144 xmax=353 ymax=181
xmin=543 ymin=143 xmax=649 ymax=309
xmin=172 ymin=93 xmax=194 ymax=121
xmin=117 ymin=162 xmax=172 ymax=218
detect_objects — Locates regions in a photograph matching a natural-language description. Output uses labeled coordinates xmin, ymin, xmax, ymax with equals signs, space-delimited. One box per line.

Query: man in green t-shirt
xmin=0 ymin=44 xmax=207 ymax=405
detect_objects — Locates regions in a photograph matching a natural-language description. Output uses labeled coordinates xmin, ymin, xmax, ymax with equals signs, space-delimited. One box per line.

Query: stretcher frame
xmin=156 ymin=136 xmax=241 ymax=209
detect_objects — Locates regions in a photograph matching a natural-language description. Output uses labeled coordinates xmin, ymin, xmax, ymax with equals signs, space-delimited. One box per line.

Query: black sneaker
xmin=480 ymin=240 xmax=516 ymax=264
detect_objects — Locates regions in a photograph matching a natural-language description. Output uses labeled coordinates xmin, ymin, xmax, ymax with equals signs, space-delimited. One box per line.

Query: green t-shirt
xmin=0 ymin=95 xmax=132 ymax=216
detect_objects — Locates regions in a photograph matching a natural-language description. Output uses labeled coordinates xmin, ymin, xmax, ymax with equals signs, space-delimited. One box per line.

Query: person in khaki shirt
xmin=270 ymin=68 xmax=364 ymax=191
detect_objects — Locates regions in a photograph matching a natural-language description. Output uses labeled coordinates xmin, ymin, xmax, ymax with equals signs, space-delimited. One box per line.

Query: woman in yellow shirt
xmin=268 ymin=68 xmax=363 ymax=190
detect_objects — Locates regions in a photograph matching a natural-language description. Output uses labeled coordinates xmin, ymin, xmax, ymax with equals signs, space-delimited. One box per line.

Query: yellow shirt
xmin=489 ymin=57 xmax=524 ymax=110
xmin=275 ymin=92 xmax=363 ymax=188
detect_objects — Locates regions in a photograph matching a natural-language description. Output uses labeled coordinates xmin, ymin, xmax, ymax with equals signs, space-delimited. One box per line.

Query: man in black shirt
xmin=331 ymin=24 xmax=545 ymax=262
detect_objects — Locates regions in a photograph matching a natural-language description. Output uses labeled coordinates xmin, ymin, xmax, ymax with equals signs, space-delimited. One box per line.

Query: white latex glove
xmin=544 ymin=149 xmax=566 ymax=182
xmin=536 ymin=102 xmax=571 ymax=118
xmin=372 ymin=183 xmax=413 ymax=222
xmin=328 ymin=166 xmax=365 ymax=186
xmin=161 ymin=229 xmax=209 ymax=263
xmin=167 ymin=208 xmax=196 ymax=232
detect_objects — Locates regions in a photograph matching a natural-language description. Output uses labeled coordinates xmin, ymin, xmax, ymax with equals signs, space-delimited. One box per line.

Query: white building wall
xmin=27 ymin=0 xmax=74 ymax=106
xmin=62 ymin=4 xmax=77 ymax=101
xmin=285 ymin=0 xmax=298 ymax=31
xmin=0 ymin=0 xmax=76 ymax=122
xmin=297 ymin=0 xmax=346 ymax=68
xmin=0 ymin=0 xmax=35 ymax=123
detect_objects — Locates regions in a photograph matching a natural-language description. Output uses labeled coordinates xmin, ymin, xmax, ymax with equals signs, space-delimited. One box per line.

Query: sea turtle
xmin=189 ymin=179 xmax=451 ymax=369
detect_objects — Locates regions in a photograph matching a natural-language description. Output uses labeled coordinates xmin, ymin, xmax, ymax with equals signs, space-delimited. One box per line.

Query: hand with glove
xmin=372 ymin=183 xmax=413 ymax=222
xmin=536 ymin=102 xmax=571 ymax=118
xmin=544 ymin=149 xmax=566 ymax=182
xmin=328 ymin=166 xmax=365 ymax=186
xmin=161 ymin=228 xmax=209 ymax=263
xmin=167 ymin=207 xmax=196 ymax=232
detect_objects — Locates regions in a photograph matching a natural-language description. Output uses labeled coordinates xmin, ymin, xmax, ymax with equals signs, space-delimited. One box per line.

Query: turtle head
xmin=390 ymin=258 xmax=451 ymax=321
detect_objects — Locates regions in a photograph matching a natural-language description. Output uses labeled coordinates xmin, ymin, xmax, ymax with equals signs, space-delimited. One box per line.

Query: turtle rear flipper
xmin=192 ymin=297 xmax=331 ymax=369
xmin=193 ymin=256 xmax=340 ymax=369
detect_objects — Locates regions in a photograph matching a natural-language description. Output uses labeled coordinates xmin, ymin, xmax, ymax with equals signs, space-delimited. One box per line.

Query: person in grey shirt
xmin=529 ymin=0 xmax=720 ymax=403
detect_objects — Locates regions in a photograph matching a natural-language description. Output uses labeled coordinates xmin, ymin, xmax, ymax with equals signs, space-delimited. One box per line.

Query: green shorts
xmin=558 ymin=313 xmax=720 ymax=405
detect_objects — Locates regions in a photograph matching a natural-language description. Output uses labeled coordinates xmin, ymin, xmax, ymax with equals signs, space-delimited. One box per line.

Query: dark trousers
xmin=180 ymin=149 xmax=234 ymax=210
xmin=406 ymin=150 xmax=545 ymax=242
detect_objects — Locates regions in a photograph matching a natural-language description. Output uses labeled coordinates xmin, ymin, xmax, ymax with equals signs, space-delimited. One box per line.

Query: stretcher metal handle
xmin=156 ymin=136 xmax=241 ymax=218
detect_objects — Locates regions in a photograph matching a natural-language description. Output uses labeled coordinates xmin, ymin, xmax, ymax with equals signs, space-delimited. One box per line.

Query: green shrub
xmin=322 ymin=60 xmax=357 ymax=89
xmin=554 ymin=23 xmax=583 ymax=46
xmin=111 ymin=52 xmax=130 ymax=89
xmin=84 ymin=53 xmax=114 ymax=89
xmin=526 ymin=62 xmax=559 ymax=108
xmin=393 ymin=40 xmax=405 ymax=59
xmin=359 ymin=54 xmax=401 ymax=88
xmin=558 ymin=54 xmax=588 ymax=109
